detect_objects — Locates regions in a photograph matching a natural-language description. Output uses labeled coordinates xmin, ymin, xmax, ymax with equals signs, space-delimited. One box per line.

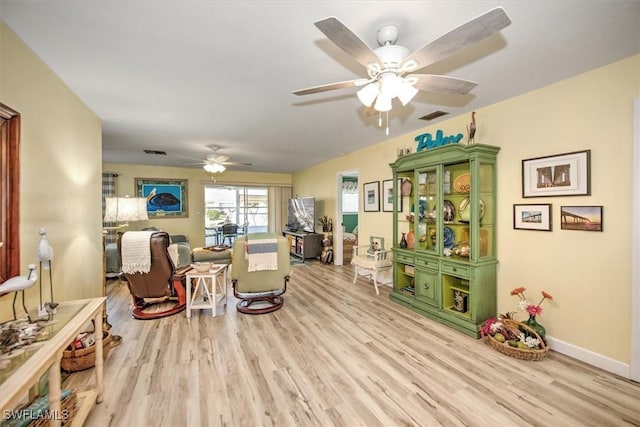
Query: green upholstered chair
xmin=231 ymin=233 xmax=291 ymax=314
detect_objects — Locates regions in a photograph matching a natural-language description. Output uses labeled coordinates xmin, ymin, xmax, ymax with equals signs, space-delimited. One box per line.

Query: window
xmin=204 ymin=186 xmax=268 ymax=244
xmin=342 ymin=180 xmax=358 ymax=213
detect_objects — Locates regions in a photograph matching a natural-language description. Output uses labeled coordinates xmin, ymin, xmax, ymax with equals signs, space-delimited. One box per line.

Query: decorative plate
xmin=458 ymin=197 xmax=485 ymax=222
xmin=453 ymin=173 xmax=470 ymax=193
xmin=443 ymin=200 xmax=456 ymax=223
xmin=443 ymin=226 xmax=455 ymax=249
xmin=419 ymin=199 xmax=428 ymax=220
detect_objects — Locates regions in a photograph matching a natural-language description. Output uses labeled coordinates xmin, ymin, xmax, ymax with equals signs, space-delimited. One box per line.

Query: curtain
xmin=102 ymin=172 xmax=118 ymax=244
xmin=268 ymin=186 xmax=291 ymax=235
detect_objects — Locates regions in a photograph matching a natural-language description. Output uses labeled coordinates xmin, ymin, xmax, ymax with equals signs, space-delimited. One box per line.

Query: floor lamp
xmin=103 ymin=196 xmax=149 ymax=346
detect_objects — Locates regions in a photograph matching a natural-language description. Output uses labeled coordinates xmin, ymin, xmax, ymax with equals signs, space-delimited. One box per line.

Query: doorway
xmin=335 ymin=170 xmax=359 ymax=266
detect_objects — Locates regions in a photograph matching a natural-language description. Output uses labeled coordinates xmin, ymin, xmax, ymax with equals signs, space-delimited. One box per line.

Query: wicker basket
xmin=20 ymin=389 xmax=78 ymax=427
xmin=61 ymin=330 xmax=111 ymax=372
xmin=484 ymin=318 xmax=549 ymax=361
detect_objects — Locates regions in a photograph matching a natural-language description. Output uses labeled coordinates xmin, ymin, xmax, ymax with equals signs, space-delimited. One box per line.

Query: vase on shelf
xmin=406 ymin=229 xmax=415 ymax=249
xmin=400 ymin=233 xmax=408 ymax=249
xmin=523 ymin=315 xmax=546 ymax=341
xmin=401 ymin=178 xmax=412 ymax=196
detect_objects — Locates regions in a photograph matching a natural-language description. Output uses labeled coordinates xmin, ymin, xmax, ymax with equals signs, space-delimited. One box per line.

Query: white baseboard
xmin=547 ymin=335 xmax=630 ymax=378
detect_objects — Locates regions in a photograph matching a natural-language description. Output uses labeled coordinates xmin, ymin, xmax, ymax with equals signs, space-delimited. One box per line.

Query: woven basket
xmin=21 ymin=390 xmax=78 ymax=427
xmin=484 ymin=318 xmax=549 ymax=361
xmin=61 ymin=330 xmax=111 ymax=372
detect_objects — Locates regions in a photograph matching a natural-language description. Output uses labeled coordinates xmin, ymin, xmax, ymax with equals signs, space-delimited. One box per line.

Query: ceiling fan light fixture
xmin=397 ymin=79 xmax=419 ymax=106
xmin=357 ymin=82 xmax=379 ymax=107
xmin=374 ymin=94 xmax=392 ymax=112
xmin=204 ymin=163 xmax=226 ymax=174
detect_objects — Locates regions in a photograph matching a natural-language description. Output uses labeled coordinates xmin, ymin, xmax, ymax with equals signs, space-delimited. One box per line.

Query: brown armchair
xmin=231 ymin=233 xmax=291 ymax=314
xmin=119 ymin=231 xmax=186 ymax=320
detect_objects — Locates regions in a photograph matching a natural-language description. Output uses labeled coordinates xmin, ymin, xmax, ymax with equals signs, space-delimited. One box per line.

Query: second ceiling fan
xmin=293 ymin=7 xmax=512 ymax=115
xmin=187 ymin=145 xmax=252 ymax=174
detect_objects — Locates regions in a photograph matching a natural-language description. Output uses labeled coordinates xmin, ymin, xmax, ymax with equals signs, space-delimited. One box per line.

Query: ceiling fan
xmin=293 ymin=7 xmax=511 ymax=117
xmin=185 ymin=145 xmax=252 ymax=174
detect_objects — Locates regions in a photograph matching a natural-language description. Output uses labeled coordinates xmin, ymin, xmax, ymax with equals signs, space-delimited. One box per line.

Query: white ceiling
xmin=1 ymin=1 xmax=639 ymax=173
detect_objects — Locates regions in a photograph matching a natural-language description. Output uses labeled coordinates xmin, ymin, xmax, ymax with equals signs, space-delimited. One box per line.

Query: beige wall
xmin=102 ymin=163 xmax=291 ymax=248
xmin=0 ymin=22 xmax=103 ymax=322
xmin=293 ymin=54 xmax=640 ymax=365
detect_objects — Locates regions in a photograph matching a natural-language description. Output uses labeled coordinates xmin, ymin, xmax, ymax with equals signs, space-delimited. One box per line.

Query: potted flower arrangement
xmin=481 ymin=287 xmax=553 ymax=361
xmin=318 ymin=216 xmax=332 ymax=233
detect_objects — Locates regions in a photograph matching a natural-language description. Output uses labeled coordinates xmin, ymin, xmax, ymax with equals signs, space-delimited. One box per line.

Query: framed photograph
xmin=522 ymin=150 xmax=591 ymax=197
xmin=135 ymin=177 xmax=188 ymax=218
xmin=561 ymin=206 xmax=603 ymax=231
xmin=363 ymin=181 xmax=380 ymax=212
xmin=513 ymin=204 xmax=552 ymax=231
xmin=382 ymin=179 xmax=402 ymax=212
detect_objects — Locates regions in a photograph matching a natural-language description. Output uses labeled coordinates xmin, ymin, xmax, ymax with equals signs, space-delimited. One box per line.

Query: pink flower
xmin=481 ymin=317 xmax=497 ymax=336
xmin=526 ymin=304 xmax=543 ymax=316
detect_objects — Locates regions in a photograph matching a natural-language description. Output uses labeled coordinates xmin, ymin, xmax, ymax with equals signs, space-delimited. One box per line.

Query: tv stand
xmin=283 ymin=230 xmax=322 ymax=261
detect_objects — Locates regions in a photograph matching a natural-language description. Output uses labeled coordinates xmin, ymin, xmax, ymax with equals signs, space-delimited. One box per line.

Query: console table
xmin=282 ymin=230 xmax=323 ymax=262
xmin=0 ymin=297 xmax=106 ymax=426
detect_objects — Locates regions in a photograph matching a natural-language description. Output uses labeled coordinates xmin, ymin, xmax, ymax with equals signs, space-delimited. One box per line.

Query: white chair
xmin=351 ymin=236 xmax=393 ymax=295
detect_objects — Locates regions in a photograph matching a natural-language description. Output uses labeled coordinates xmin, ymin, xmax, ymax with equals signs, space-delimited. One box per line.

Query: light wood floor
xmin=64 ymin=262 xmax=640 ymax=427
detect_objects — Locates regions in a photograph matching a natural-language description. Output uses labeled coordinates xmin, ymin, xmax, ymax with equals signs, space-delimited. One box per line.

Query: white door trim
xmin=631 ymin=97 xmax=639 ymax=381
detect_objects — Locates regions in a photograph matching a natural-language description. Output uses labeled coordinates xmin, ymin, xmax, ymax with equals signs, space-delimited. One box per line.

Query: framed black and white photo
xmin=513 ymin=204 xmax=552 ymax=231
xmin=382 ymin=179 xmax=402 ymax=212
xmin=363 ymin=181 xmax=380 ymax=212
xmin=522 ymin=150 xmax=590 ymax=197
xmin=560 ymin=206 xmax=603 ymax=231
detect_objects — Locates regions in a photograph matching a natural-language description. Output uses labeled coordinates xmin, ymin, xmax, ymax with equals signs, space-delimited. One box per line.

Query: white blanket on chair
xmin=245 ymin=238 xmax=278 ymax=272
xmin=121 ymin=231 xmax=155 ymax=274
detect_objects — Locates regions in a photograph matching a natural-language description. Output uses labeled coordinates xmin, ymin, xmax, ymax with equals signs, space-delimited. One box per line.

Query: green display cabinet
xmin=390 ymin=143 xmax=499 ymax=338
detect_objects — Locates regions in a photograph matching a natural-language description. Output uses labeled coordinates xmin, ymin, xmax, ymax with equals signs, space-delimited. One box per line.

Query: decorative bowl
xmin=190 ymin=262 xmax=212 ymax=273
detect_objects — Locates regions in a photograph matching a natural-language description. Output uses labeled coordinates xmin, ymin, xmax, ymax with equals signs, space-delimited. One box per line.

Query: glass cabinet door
xmin=442 ymin=161 xmax=471 ymax=259
xmin=417 ymin=168 xmax=438 ymax=254
xmin=477 ymin=159 xmax=495 ymax=259
xmin=396 ymin=172 xmax=414 ymax=249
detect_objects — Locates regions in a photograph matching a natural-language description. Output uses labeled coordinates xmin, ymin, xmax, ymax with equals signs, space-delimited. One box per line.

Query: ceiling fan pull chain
xmin=378 ymin=111 xmax=382 ymax=127
xmin=385 ymin=112 xmax=389 ymax=136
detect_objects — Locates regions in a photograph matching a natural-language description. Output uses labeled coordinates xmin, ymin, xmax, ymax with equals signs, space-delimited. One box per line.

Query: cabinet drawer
xmin=441 ymin=262 xmax=470 ymax=278
xmin=395 ymin=253 xmax=415 ymax=264
xmin=415 ymin=257 xmax=438 ymax=270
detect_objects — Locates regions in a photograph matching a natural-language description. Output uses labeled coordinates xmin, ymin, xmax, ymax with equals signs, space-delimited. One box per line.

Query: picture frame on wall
xmin=513 ymin=204 xmax=552 ymax=231
xmin=560 ymin=206 xmax=603 ymax=231
xmin=135 ymin=177 xmax=188 ymax=218
xmin=363 ymin=181 xmax=380 ymax=212
xmin=382 ymin=179 xmax=402 ymax=212
xmin=522 ymin=150 xmax=591 ymax=198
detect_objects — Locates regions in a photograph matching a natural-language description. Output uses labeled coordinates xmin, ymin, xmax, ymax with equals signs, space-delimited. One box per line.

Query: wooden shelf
xmin=71 ymin=389 xmax=98 ymax=427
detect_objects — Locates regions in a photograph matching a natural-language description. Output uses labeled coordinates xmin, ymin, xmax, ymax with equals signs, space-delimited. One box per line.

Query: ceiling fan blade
xmin=293 ymin=78 xmax=370 ymax=96
xmin=215 ymin=155 xmax=229 ymax=163
xmin=403 ymin=7 xmax=511 ymax=71
xmin=221 ymin=161 xmax=252 ymax=166
xmin=407 ymin=74 xmax=477 ymax=94
xmin=178 ymin=155 xmax=206 ymax=162
xmin=314 ymin=17 xmax=381 ymax=69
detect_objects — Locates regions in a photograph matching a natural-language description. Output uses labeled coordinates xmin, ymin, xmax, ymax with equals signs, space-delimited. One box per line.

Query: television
xmin=287 ymin=197 xmax=315 ymax=233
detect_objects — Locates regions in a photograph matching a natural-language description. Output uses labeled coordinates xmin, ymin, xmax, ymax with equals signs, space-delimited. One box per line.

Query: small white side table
xmin=186 ymin=264 xmax=228 ymax=318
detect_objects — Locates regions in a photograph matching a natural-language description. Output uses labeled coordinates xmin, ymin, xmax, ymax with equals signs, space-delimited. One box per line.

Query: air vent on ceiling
xmin=143 ymin=149 xmax=167 ymax=155
xmin=419 ymin=111 xmax=449 ymax=121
